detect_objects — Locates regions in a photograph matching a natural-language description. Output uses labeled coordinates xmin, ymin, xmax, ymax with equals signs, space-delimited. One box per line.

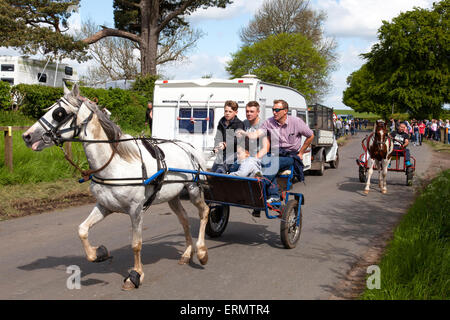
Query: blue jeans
xmin=212 ymin=161 xmax=240 ymax=174
xmin=262 ymin=155 xmax=294 ymax=198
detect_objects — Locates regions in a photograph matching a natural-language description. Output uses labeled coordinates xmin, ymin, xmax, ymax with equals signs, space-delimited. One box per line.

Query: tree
xmin=342 ymin=64 xmax=392 ymax=119
xmin=0 ymin=0 xmax=232 ymax=75
xmin=345 ymin=0 xmax=449 ymax=119
xmin=226 ymin=33 xmax=328 ymax=102
xmin=239 ymin=0 xmax=337 ymax=85
xmin=80 ymin=18 xmax=203 ymax=85
xmin=0 ymin=0 xmax=89 ymax=61
xmin=84 ymin=0 xmax=233 ymax=75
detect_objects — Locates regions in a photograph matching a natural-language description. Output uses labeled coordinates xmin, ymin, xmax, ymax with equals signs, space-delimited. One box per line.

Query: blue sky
xmin=1 ymin=0 xmax=436 ymax=109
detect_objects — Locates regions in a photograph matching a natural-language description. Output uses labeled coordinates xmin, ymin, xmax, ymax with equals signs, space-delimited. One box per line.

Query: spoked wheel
xmin=359 ymin=166 xmax=367 ymax=183
xmin=280 ymin=200 xmax=302 ymax=249
xmin=406 ymin=167 xmax=414 ymax=186
xmin=205 ymin=204 xmax=230 ymax=238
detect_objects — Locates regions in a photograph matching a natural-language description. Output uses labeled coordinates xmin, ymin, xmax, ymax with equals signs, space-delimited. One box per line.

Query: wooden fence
xmin=1 ymin=126 xmax=72 ymax=172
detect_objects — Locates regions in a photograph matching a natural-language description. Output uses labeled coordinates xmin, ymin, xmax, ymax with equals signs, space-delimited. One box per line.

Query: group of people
xmin=390 ymin=118 xmax=450 ymax=146
xmin=211 ymin=100 xmax=314 ymax=212
xmin=335 ymin=118 xmax=369 ymax=138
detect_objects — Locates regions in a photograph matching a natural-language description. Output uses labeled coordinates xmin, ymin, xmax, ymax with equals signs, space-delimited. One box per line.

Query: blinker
xmin=52 ymin=107 xmax=68 ymax=122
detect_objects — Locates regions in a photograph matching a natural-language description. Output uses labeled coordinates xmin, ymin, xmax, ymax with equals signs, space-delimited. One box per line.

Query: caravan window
xmin=65 ymin=66 xmax=73 ymax=76
xmin=1 ymin=64 xmax=14 ymax=72
xmin=1 ymin=78 xmax=14 ymax=85
xmin=179 ymin=108 xmax=214 ymax=134
xmin=38 ymin=73 xmax=47 ymax=83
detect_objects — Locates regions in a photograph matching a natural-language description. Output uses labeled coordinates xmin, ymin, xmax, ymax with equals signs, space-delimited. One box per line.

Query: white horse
xmin=363 ymin=121 xmax=393 ymax=194
xmin=22 ymin=84 xmax=210 ymax=290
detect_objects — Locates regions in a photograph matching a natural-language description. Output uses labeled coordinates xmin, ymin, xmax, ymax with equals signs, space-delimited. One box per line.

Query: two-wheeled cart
xmin=168 ymin=166 xmax=304 ymax=249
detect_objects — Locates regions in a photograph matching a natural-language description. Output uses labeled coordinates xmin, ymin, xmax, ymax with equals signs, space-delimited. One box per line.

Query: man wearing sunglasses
xmin=237 ymin=99 xmax=314 ymax=203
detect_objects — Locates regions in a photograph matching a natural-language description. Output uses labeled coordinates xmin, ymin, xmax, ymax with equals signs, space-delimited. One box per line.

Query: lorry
xmin=152 ymin=75 xmax=338 ymax=175
xmin=307 ymin=103 xmax=339 ymax=175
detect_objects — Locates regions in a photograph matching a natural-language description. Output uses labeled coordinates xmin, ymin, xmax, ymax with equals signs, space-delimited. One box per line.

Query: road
xmin=0 ymin=134 xmax=432 ymax=300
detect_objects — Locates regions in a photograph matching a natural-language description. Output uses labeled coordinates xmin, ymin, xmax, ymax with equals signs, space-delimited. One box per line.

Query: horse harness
xmin=37 ymin=97 xmax=204 ymax=210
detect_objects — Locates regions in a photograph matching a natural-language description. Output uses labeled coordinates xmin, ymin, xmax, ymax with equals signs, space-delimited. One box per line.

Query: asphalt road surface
xmin=0 ymin=134 xmax=432 ymax=300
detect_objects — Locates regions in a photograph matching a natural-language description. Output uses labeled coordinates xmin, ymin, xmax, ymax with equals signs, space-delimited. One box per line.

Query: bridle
xmin=37 ymin=97 xmax=94 ymax=147
xmin=37 ymin=97 xmax=113 ymax=181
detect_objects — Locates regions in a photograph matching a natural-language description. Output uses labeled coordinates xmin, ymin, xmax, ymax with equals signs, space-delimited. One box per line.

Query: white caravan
xmin=0 ymin=56 xmax=78 ymax=87
xmin=152 ymin=75 xmax=338 ymax=171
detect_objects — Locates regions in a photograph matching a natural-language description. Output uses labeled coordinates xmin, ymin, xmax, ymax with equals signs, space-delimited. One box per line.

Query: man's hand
xmin=297 ymin=150 xmax=304 ymax=160
xmin=213 ymin=142 xmax=226 ymax=154
xmin=235 ymin=129 xmax=246 ymax=138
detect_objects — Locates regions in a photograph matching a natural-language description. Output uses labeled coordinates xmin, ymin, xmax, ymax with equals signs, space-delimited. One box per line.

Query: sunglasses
xmin=272 ymin=108 xmax=286 ymax=113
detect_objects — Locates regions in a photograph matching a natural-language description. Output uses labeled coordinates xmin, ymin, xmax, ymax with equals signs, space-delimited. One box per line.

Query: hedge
xmin=0 ymin=81 xmax=12 ymax=110
xmin=8 ymin=84 xmax=148 ymax=133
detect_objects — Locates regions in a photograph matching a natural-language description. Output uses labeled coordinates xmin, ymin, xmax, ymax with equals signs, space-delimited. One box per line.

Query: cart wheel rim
xmin=209 ymin=206 xmax=228 ymax=231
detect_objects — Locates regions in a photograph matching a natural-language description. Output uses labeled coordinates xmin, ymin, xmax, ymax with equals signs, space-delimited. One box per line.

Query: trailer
xmin=307 ymin=103 xmax=339 ymax=175
xmin=0 ymin=56 xmax=78 ymax=87
xmin=152 ymin=75 xmax=338 ymax=174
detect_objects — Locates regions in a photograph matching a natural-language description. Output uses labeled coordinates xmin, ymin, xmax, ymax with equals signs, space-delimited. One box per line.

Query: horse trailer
xmin=152 ymin=75 xmax=338 ymax=172
xmin=0 ymin=56 xmax=78 ymax=87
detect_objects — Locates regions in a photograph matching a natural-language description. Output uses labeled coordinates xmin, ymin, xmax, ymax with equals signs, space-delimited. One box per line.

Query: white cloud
xmin=187 ymin=0 xmax=265 ymax=22
xmin=160 ymin=54 xmax=231 ymax=80
xmin=316 ymin=0 xmax=435 ymax=39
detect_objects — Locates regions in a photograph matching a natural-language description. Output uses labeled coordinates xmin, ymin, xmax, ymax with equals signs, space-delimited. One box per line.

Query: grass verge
xmin=424 ymin=140 xmax=450 ymax=153
xmin=0 ymin=178 xmax=94 ymax=221
xmin=360 ymin=169 xmax=450 ymax=300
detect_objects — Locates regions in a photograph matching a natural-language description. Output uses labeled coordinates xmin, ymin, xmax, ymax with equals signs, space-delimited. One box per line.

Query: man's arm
xmin=256 ymin=136 xmax=270 ymax=159
xmin=298 ymin=134 xmax=314 ymax=160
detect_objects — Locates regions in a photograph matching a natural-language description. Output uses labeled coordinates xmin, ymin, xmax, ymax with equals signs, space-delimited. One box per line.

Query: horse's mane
xmin=81 ymin=98 xmax=141 ymax=162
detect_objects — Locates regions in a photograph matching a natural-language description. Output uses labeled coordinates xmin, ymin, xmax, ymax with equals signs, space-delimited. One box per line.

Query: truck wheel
xmin=205 ymin=204 xmax=230 ymax=238
xmin=329 ymin=151 xmax=339 ymax=169
xmin=280 ymin=200 xmax=302 ymax=249
xmin=317 ymin=158 xmax=325 ymax=176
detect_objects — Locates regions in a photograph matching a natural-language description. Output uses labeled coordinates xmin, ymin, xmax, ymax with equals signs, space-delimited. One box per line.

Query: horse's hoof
xmin=178 ymin=255 xmax=191 ymax=265
xmin=94 ymin=245 xmax=110 ymax=263
xmin=381 ymin=190 xmax=387 ymax=194
xmin=363 ymin=190 xmax=369 ymax=195
xmin=122 ymin=280 xmax=137 ymax=291
xmin=122 ymin=270 xmax=141 ymax=291
xmin=198 ymin=251 xmax=208 ymax=266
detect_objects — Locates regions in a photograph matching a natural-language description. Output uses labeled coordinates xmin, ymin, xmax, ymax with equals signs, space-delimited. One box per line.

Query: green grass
xmin=334 ymin=109 xmax=380 ymax=120
xmin=424 ymin=140 xmax=450 ymax=153
xmin=0 ymin=130 xmax=89 ymax=185
xmin=0 ymin=110 xmax=143 ymax=186
xmin=361 ymin=170 xmax=450 ymax=300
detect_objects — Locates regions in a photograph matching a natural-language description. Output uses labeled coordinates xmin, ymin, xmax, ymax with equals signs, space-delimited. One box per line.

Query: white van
xmin=152 ymin=75 xmax=333 ymax=171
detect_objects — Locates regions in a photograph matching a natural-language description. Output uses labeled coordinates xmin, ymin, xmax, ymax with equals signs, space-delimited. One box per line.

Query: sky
xmin=0 ymin=0 xmax=437 ymax=110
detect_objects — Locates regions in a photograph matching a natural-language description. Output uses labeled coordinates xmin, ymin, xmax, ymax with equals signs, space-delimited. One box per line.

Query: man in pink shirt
xmin=238 ymin=99 xmax=314 ymax=203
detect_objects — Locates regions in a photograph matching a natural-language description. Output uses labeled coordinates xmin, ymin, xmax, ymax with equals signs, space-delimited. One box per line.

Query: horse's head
xmin=22 ymin=84 xmax=91 ymax=151
xmin=373 ymin=120 xmax=389 ymax=148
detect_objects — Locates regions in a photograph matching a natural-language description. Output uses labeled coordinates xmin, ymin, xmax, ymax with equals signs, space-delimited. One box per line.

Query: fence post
xmin=4 ymin=126 xmax=13 ymax=172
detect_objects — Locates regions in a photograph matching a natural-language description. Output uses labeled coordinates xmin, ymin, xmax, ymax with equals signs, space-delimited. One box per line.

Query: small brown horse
xmin=363 ymin=120 xmax=393 ymax=194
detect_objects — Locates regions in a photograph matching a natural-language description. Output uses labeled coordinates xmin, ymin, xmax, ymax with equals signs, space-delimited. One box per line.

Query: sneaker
xmin=405 ymin=161 xmax=412 ymax=167
xmin=267 ymin=196 xmax=281 ymax=204
xmin=388 ymin=162 xmax=391 ymax=168
xmin=252 ymin=210 xmax=261 ymax=218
